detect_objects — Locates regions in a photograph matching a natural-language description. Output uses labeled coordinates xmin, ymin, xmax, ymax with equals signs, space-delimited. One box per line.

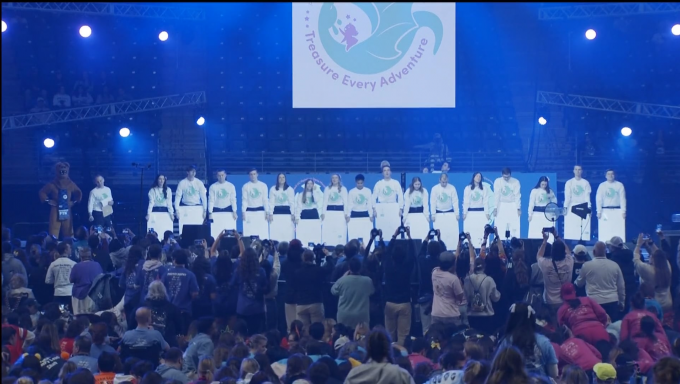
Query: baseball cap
xmin=606 ymin=236 xmax=626 ymax=249
xmin=560 ymin=283 xmax=577 ymax=301
xmin=474 ymin=258 xmax=485 ymax=272
xmin=439 ymin=251 xmax=455 ymax=263
xmin=573 ymin=244 xmax=588 ymax=256
xmin=334 ymin=336 xmax=349 ymax=350
xmin=593 ymin=363 xmax=617 ymax=380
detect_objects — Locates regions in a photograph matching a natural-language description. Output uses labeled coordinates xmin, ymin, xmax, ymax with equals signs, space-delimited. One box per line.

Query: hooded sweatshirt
xmin=138 ymin=260 xmax=167 ymax=299
xmin=182 ymin=333 xmax=214 ymax=373
xmin=109 ymin=246 xmax=130 ymax=270
xmin=156 ymin=363 xmax=190 ymax=384
xmin=344 ymin=360 xmax=415 ymax=384
xmin=2 ymin=253 xmax=28 ymax=286
xmin=113 ymin=373 xmax=136 ymax=384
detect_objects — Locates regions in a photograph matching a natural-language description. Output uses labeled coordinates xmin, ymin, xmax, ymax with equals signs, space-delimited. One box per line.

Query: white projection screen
xmin=292 ymin=2 xmax=456 ymax=109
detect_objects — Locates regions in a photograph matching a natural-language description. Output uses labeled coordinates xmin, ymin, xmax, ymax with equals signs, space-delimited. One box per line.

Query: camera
xmin=262 ymin=239 xmax=272 ymax=249
xmin=542 ymin=227 xmax=555 ymax=235
xmin=459 ymin=232 xmax=468 ymax=241
xmin=642 ymin=234 xmax=651 ymax=241
xmin=428 ymin=229 xmax=437 ymax=239
xmin=484 ymin=224 xmax=495 ymax=236
xmin=95 ymin=226 xmax=103 ymax=234
xmin=225 ymin=229 xmax=235 ymax=236
xmin=398 ymin=225 xmax=407 ymax=235
xmin=370 ymin=228 xmax=380 ymax=238
xmin=250 ymin=235 xmax=260 ymax=241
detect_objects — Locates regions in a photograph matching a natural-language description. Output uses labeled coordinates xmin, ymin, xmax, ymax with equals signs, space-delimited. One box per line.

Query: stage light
xmin=2 ymin=20 xmax=7 ymax=33
xmin=621 ymin=127 xmax=632 ymax=137
xmin=585 ymin=29 xmax=596 ymax=40
xmin=159 ymin=31 xmax=169 ymax=41
xmin=196 ymin=116 xmax=205 ymax=126
xmin=79 ymin=25 xmax=92 ymax=38
xmin=672 ymin=24 xmax=680 ymax=36
xmin=119 ymin=127 xmax=130 ymax=137
xmin=43 ymin=138 xmax=55 ymax=148
xmin=538 ymin=117 xmax=547 ymax=126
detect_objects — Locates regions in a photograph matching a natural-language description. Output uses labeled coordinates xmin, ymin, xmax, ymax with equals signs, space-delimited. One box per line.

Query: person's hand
xmin=493 ymin=227 xmax=499 ymax=236
xmin=219 ymin=229 xmax=227 ymax=239
xmin=528 ymin=214 xmax=532 ymax=222
xmin=320 ymin=214 xmax=325 ymax=221
xmin=431 ymin=214 xmax=436 ymax=222
xmin=89 ymin=215 xmax=94 ymax=222
xmin=463 ymin=213 xmax=467 ymax=220
xmin=657 ymin=231 xmax=664 ymax=240
xmin=295 ymin=218 xmax=300 ymax=225
xmin=622 ymin=212 xmax=626 ymax=219
xmin=636 ymin=233 xmax=645 ymax=248
xmin=370 ymin=230 xmax=377 ymax=240
xmin=175 ymin=212 xmax=180 ymax=220
xmin=466 ymin=233 xmax=471 ymax=240
xmin=436 ymin=229 xmax=441 ymax=239
xmin=393 ymin=226 xmax=401 ymax=238
xmin=606 ymin=314 xmax=611 ymax=325
xmin=517 ymin=209 xmax=521 ymax=217
xmin=426 ymin=214 xmax=431 ymax=223
xmin=267 ymin=214 xmax=273 ymax=223
xmin=372 ymin=209 xmax=377 ymax=218
xmin=242 ymin=212 xmax=247 ymax=221
xmin=399 ymin=209 xmax=403 ymax=217
xmin=168 ymin=212 xmax=174 ymax=221
xmin=455 ymin=214 xmax=460 ymax=220
xmin=483 ymin=231 xmax=489 ymax=240
xmin=405 ymin=226 xmax=411 ymax=239
xmin=379 ymin=229 xmax=383 ymax=239
xmin=597 ymin=212 xmax=602 ymax=219
xmin=291 ymin=213 xmax=296 ymax=222
xmin=492 ymin=208 xmax=497 ymax=217
xmin=145 ymin=214 xmax=150 ymax=221
xmin=202 ymin=211 xmax=206 ymax=220
xmin=209 ymin=213 xmax=214 ymax=221
xmin=108 ymin=200 xmax=114 ymax=206
xmin=618 ymin=302 xmax=625 ymax=312
xmin=47 ymin=200 xmax=57 ymax=207
xmin=542 ymin=230 xmax=550 ymax=241
xmin=345 ymin=216 xmax=350 ymax=223
xmin=232 ymin=212 xmax=238 ymax=221
xmin=233 ymin=231 xmax=241 ymax=240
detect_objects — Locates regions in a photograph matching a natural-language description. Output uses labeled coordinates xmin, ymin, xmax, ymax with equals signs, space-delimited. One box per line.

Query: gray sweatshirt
xmin=2 ymin=254 xmax=27 ymax=286
xmin=574 ymin=257 xmax=625 ymax=305
xmin=464 ymin=272 xmax=501 ymax=317
xmin=156 ymin=364 xmax=190 ymax=384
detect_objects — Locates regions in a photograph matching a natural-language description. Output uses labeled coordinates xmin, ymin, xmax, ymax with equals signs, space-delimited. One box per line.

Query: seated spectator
xmin=120 ymin=307 xmax=170 ymax=351
xmin=94 ymin=351 xmax=117 ymax=384
xmin=182 ymin=317 xmax=214 ymax=373
xmin=72 ymin=85 xmax=94 ymax=107
xmin=66 ymin=367 xmax=96 ymax=384
xmin=73 ymin=71 xmax=93 ymax=94
xmin=406 ymin=338 xmax=432 ymax=371
xmin=95 ymin=86 xmax=114 ymax=105
xmin=557 ymin=283 xmax=611 ymax=347
xmin=307 ymin=323 xmax=334 ymax=358
xmin=89 ymin=323 xmax=116 ymax=360
xmin=52 ymin=86 xmax=72 ymax=109
xmin=155 ymin=348 xmax=189 ymax=384
xmin=8 ymin=274 xmax=35 ymax=307
xmin=68 ymin=336 xmax=99 ymax=373
xmin=30 ymin=97 xmax=50 ymax=113
xmin=344 ymin=329 xmax=413 ymax=384
xmin=592 ymin=363 xmax=617 ymax=384
xmin=116 ymin=87 xmax=132 ymax=102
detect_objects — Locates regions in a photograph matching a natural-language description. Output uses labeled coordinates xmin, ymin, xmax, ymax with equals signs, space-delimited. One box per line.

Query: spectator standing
xmin=607 ymin=236 xmax=637 ymax=313
xmin=633 ymin=234 xmax=673 ymax=320
xmin=383 ymin=227 xmax=416 ymax=346
xmin=52 ymin=86 xmax=72 ymax=109
xmin=464 ymin=258 xmax=501 ymax=334
xmin=231 ymin=248 xmax=268 ymax=335
xmin=141 ymin=281 xmax=181 ymax=346
xmin=571 ymin=244 xmax=590 ymax=297
xmin=292 ymin=250 xmax=327 ymax=332
xmin=120 ymin=245 xmax=143 ymax=329
xmin=138 ymin=244 xmax=167 ymax=301
xmin=536 ymin=231 xmax=574 ymax=317
xmin=2 ymin=242 xmax=28 ymax=287
xmin=331 ymin=257 xmax=374 ymax=329
xmin=415 ymin=233 xmax=443 ymax=334
xmin=162 ymin=250 xmax=199 ymax=335
xmin=280 ymin=239 xmax=303 ymax=330
xmin=191 ymin=255 xmax=217 ymax=319
xmin=430 ymin=251 xmax=465 ymax=327
xmin=70 ymin=247 xmax=103 ymax=315
xmin=89 ymin=323 xmax=116 ymax=360
xmin=46 ymin=242 xmax=76 ymax=308
xmin=574 ymin=241 xmax=625 ymax=322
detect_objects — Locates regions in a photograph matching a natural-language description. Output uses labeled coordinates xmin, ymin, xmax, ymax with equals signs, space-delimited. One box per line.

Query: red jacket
xmin=559 ymin=338 xmax=602 ymax=371
xmin=2 ymin=324 xmax=29 ymax=364
xmin=557 ymin=297 xmax=609 ymax=344
xmin=620 ymin=309 xmax=664 ymax=342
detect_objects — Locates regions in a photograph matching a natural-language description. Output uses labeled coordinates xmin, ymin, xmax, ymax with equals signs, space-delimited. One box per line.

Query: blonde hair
xmin=197 ymin=357 xmax=215 ymax=382
xmin=322 ymin=318 xmax=336 ymax=342
xmin=146 ymin=280 xmax=169 ymax=301
xmin=15 ymin=377 xmax=34 ymax=384
xmin=247 ymin=334 xmax=267 ymax=351
xmin=10 ymin=274 xmax=27 ymax=289
xmin=239 ymin=358 xmax=260 ymax=379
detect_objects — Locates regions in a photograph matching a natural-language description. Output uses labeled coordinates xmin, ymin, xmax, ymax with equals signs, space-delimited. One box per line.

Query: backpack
xmin=471 ymin=276 xmax=488 ymax=313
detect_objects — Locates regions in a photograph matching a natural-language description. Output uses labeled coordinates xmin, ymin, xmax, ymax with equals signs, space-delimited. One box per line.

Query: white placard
xmin=211 ymin=212 xmax=237 ymax=240
xmin=375 ymin=203 xmax=401 ymax=238
xmin=178 ymin=206 xmax=204 ymax=235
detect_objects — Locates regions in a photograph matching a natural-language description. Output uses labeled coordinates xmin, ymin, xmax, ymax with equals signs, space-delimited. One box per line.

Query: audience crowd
xmin=2 ymin=222 xmax=680 ymax=384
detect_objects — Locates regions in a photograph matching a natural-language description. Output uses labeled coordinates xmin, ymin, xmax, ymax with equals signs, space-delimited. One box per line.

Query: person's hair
xmin=140 ymin=372 xmax=163 ymax=384
xmin=238 ymin=248 xmax=260 ymax=281
xmin=462 ymin=360 xmax=490 ymax=384
xmin=639 ymin=316 xmax=657 ymax=341
xmin=172 ymin=249 xmax=188 ymax=265
xmin=192 ymin=254 xmax=210 ymax=291
xmin=344 ymin=243 xmax=358 ymax=260
xmin=248 ymin=334 xmax=267 ymax=351
xmin=502 ymin=167 xmax=512 ymax=175
xmin=238 ymin=357 xmax=259 ymax=380
xmin=125 ymin=246 xmax=144 ymax=275
xmin=87 ymin=235 xmax=100 ymax=250
xmin=469 ymin=172 xmax=484 ymax=190
xmin=197 ymin=357 xmax=215 ymax=382
xmin=534 ymin=176 xmax=552 ymax=195
xmin=131 ymin=360 xmax=154 ymax=378
xmin=286 ymin=353 xmax=306 ymax=377
xmin=213 ymin=251 xmax=233 ymax=285
xmin=512 ymin=250 xmax=529 ymax=286
xmin=74 ymin=335 xmax=92 ymax=354
xmin=484 ymin=252 xmax=504 ymax=283
xmin=348 ymin=257 xmax=361 ymax=274
xmin=147 ymin=244 xmax=162 ymax=260
xmin=408 ymin=177 xmax=423 ymax=194
xmin=164 ymin=347 xmax=183 ymax=363
xmin=65 ymin=368 xmax=95 ymax=384
xmin=606 ymin=168 xmax=615 ymax=174
xmin=90 ymin=323 xmax=108 ymax=346
xmin=39 ymin=323 xmax=61 ymax=353
xmin=560 ymin=364 xmax=588 ymax=384
xmin=302 ymin=249 xmax=315 ymax=264
xmin=330 ymin=174 xmax=342 ymax=192
xmin=653 ymin=356 xmax=680 ymax=384
xmin=135 ymin=307 xmax=151 ymax=325
xmin=57 ymin=242 xmax=70 ymax=256
xmin=631 ymin=290 xmax=646 ymax=310
xmin=303 ymin=322 xmax=322 ymax=341
xmin=464 ymin=341 xmax=487 ymax=361
xmin=364 ymin=329 xmax=393 ymax=364
xmin=355 ymin=174 xmax=364 ymax=182
xmin=228 ymin=342 xmax=250 ymax=361
xmin=427 ymin=240 xmax=441 ymax=259
xmin=551 ymin=240 xmax=567 ymax=262
xmin=277 ymin=241 xmax=289 ymax=256
xmin=486 ymin=346 xmax=529 ymax=384
xmin=275 ymin=173 xmax=289 ymax=191
xmin=301 ymin=179 xmax=316 ymax=204
xmin=504 ymin=303 xmax=538 ymax=361
xmin=151 ymin=175 xmax=168 ymax=200
xmin=123 ymin=357 xmax=141 ymax=375
xmin=58 ymin=362 xmax=78 ymax=383
xmin=186 ymin=165 xmax=197 ymax=173
xmin=651 ymin=250 xmax=671 ymax=290
xmin=9 ymin=274 xmax=27 ymax=289
xmin=568 ymin=296 xmax=583 ymax=309
xmin=64 ymin=320 xmax=84 ymax=339
xmin=308 ymin=360 xmax=330 ymax=384
xmin=146 ymin=280 xmax=168 ymax=301
xmin=97 ymin=351 xmax=117 ymax=372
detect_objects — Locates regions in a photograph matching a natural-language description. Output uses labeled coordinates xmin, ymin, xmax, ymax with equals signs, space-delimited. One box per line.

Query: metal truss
xmin=1 ymin=2 xmax=205 ymax=20
xmin=1 ymin=91 xmax=207 ymax=131
xmin=536 ymin=91 xmax=680 ymax=120
xmin=538 ymin=2 xmax=680 ymax=20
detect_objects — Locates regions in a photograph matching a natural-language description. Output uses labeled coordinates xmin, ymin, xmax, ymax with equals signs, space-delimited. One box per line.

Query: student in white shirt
xmin=268 ymin=173 xmax=295 ymax=241
xmin=241 ymin=168 xmax=269 ymax=239
xmin=430 ymin=173 xmax=460 ymax=249
xmin=492 ymin=167 xmax=521 ymax=239
xmin=347 ymin=174 xmax=374 ymax=241
xmin=372 ymin=165 xmax=404 ymax=237
xmin=46 ymin=242 xmax=76 ymax=307
xmin=463 ymin=172 xmax=490 ymax=248
xmin=208 ymin=169 xmax=238 ymax=238
xmin=528 ymin=176 xmax=558 ymax=240
xmin=146 ymin=174 xmax=174 ymax=237
xmin=88 ymin=175 xmax=114 ymax=228
xmin=296 ymin=179 xmax=323 ymax=246
xmin=403 ymin=177 xmax=430 ymax=241
xmin=174 ymin=165 xmax=208 ymax=235
xmin=322 ymin=174 xmax=349 ymax=245
xmin=564 ymin=165 xmax=592 ymax=241
xmin=596 ymin=169 xmax=626 ymax=241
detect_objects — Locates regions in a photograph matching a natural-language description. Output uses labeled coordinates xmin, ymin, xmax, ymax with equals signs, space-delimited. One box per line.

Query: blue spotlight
xmin=672 ymin=24 xmax=680 ymax=36
xmin=196 ymin=117 xmax=205 ymax=126
xmin=621 ymin=127 xmax=632 ymax=137
xmin=538 ymin=117 xmax=547 ymax=126
xmin=43 ymin=138 xmax=55 ymax=148
xmin=159 ymin=31 xmax=169 ymax=41
xmin=119 ymin=127 xmax=130 ymax=137
xmin=585 ymin=29 xmax=596 ymax=40
xmin=79 ymin=25 xmax=92 ymax=38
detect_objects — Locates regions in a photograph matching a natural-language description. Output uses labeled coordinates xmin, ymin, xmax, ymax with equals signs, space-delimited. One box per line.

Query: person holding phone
xmin=295 ymin=179 xmax=323 ymax=247
xmin=564 ymin=165 xmax=592 ymax=241
xmin=322 ymin=174 xmax=349 ymax=245
xmin=383 ymin=225 xmax=415 ymax=346
xmin=268 ymin=173 xmax=295 ymax=242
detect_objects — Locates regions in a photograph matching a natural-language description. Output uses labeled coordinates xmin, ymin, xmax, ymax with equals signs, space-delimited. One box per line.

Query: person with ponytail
xmin=620 ymin=291 xmax=667 ymax=343
xmin=633 ymin=315 xmax=671 ymax=361
xmin=486 ymin=346 xmax=530 ymax=384
xmin=611 ymin=339 xmax=655 ymax=375
xmin=652 ymin=356 xmax=680 ymax=384
xmin=557 ymin=283 xmax=611 ymax=347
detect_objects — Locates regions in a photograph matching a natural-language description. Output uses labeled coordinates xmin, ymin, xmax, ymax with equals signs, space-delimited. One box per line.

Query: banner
xmin=292 ymin=2 xmax=456 ymax=108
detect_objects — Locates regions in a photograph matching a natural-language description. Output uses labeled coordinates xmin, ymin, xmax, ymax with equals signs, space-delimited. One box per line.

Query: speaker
xmin=180 ymin=224 xmax=211 ymax=248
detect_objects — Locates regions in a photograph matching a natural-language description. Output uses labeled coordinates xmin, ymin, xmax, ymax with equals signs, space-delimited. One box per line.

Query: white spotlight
xmin=672 ymin=24 xmax=680 ymax=36
xmin=585 ymin=29 xmax=596 ymax=40
xmin=2 ymin=20 xmax=7 ymax=33
xmin=159 ymin=31 xmax=169 ymax=41
xmin=43 ymin=138 xmax=55 ymax=148
xmin=119 ymin=127 xmax=130 ymax=137
xmin=196 ymin=117 xmax=205 ymax=126
xmin=538 ymin=117 xmax=547 ymax=126
xmin=621 ymin=127 xmax=632 ymax=137
xmin=79 ymin=25 xmax=92 ymax=38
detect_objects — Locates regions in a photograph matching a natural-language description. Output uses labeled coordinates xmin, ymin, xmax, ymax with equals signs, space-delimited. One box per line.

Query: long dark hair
xmin=192 ymin=254 xmax=210 ymax=291
xmin=639 ymin=316 xmax=657 ymax=341
xmin=275 ymin=173 xmax=289 ymax=191
xmin=504 ymin=302 xmax=538 ymax=361
xmin=469 ymin=172 xmax=484 ymax=190
xmin=486 ymin=346 xmax=529 ymax=384
xmin=152 ymin=174 xmax=168 ymax=200
xmin=301 ymin=179 xmax=315 ymax=205
xmin=651 ymin=250 xmax=671 ymax=290
xmin=512 ymin=250 xmax=529 ymax=286
xmin=125 ymin=246 xmax=144 ymax=275
xmin=365 ymin=329 xmax=393 ymax=364
xmin=534 ymin=176 xmax=552 ymax=195
xmin=330 ymin=174 xmax=342 ymax=192
xmin=213 ymin=250 xmax=233 ymax=285
xmin=408 ymin=177 xmax=423 ymax=195
xmin=238 ymin=248 xmax=259 ymax=281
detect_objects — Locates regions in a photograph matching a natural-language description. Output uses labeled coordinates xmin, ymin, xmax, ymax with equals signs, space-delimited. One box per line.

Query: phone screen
xmin=308 ymin=242 xmax=315 ymax=248
xmin=194 ymin=239 xmax=203 ymax=246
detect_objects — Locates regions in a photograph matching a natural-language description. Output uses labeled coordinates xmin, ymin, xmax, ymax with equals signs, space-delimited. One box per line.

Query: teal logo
xmin=381 ymin=186 xmax=394 ymax=197
xmin=101 ymin=193 xmax=109 ymax=200
xmin=217 ymin=189 xmax=229 ymax=199
xmin=275 ymin=193 xmax=288 ymax=204
xmin=572 ymin=185 xmax=584 ymax=196
xmin=538 ymin=192 xmax=548 ymax=204
xmin=412 ymin=195 xmax=422 ymax=206
xmin=501 ymin=186 xmax=512 ymax=196
xmin=437 ymin=192 xmax=449 ymax=203
xmin=185 ymin=185 xmax=197 ymax=197
xmin=155 ymin=195 xmax=165 ymax=204
xmin=354 ymin=193 xmax=367 ymax=205
xmin=471 ymin=191 xmax=481 ymax=202
xmin=329 ymin=191 xmax=341 ymax=202
xmin=318 ymin=3 xmax=443 ymax=75
xmin=605 ymin=188 xmax=617 ymax=198
xmin=249 ymin=188 xmax=261 ymax=199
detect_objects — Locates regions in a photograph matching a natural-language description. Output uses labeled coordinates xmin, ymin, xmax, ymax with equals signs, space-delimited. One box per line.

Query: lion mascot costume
xmin=39 ymin=162 xmax=82 ymax=238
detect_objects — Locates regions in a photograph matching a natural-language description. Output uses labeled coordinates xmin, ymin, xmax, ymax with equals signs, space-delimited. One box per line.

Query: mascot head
xmin=54 ymin=162 xmax=71 ymax=179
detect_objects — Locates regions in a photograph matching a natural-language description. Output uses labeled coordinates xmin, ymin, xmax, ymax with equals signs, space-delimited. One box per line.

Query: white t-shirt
xmin=88 ymin=186 xmax=113 ymax=214
xmin=175 ymin=178 xmax=207 ymax=210
xmin=596 ymin=181 xmax=626 ymax=214
xmin=404 ymin=189 xmax=430 ymax=216
xmin=268 ymin=186 xmax=295 ymax=214
xmin=372 ymin=179 xmax=404 ymax=207
xmin=463 ymin=185 xmax=489 ymax=213
xmin=493 ymin=177 xmax=521 ymax=210
xmin=322 ymin=186 xmax=349 ymax=215
xmin=430 ymin=184 xmax=459 ymax=213
xmin=46 ymin=257 xmax=77 ymax=296
xmin=147 ymin=186 xmax=174 ymax=215
xmin=564 ymin=178 xmax=592 ymax=208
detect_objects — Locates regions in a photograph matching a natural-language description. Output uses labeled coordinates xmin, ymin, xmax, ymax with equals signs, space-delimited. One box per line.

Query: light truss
xmin=1 ymin=91 xmax=207 ymax=131
xmin=536 ymin=91 xmax=680 ymax=120
xmin=1 ymin=2 xmax=205 ymax=20
xmin=538 ymin=2 xmax=680 ymax=20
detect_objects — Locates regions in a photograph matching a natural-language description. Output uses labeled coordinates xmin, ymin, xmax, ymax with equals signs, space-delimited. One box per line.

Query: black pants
xmin=178 ymin=311 xmax=193 ymax=336
xmin=600 ymin=301 xmax=621 ymax=322
xmin=239 ymin=312 xmax=265 ymax=336
xmin=469 ymin=315 xmax=497 ymax=335
xmin=265 ymin=298 xmax=278 ymax=332
xmin=92 ymin=210 xmax=113 ymax=228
